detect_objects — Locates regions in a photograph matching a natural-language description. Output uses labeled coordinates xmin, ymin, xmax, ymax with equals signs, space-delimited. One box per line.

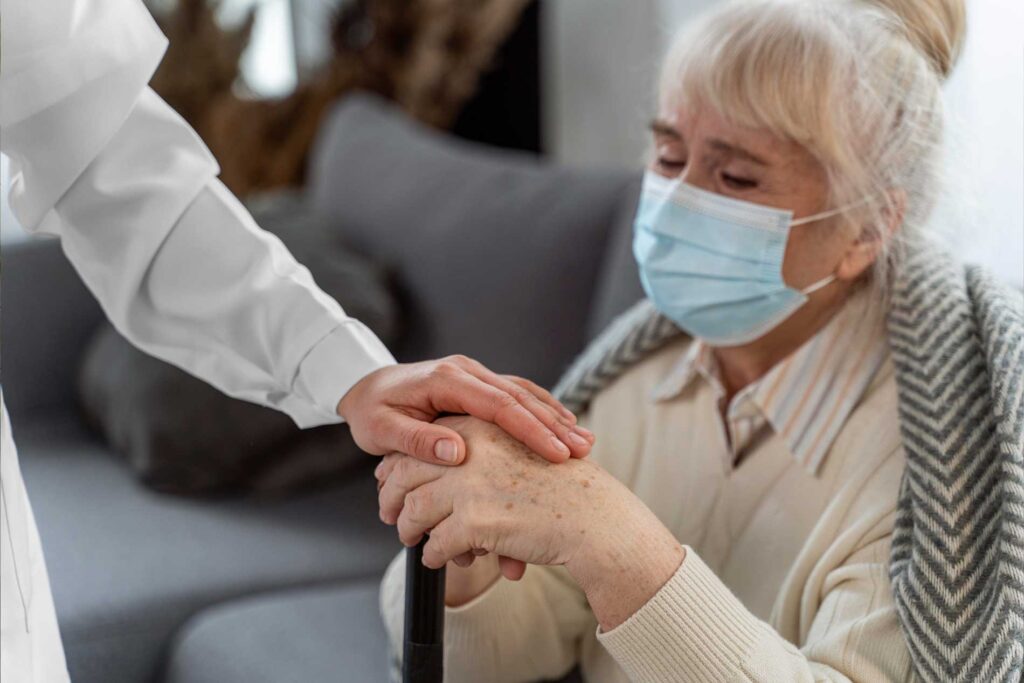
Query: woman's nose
xmin=678 ymin=166 xmax=714 ymax=193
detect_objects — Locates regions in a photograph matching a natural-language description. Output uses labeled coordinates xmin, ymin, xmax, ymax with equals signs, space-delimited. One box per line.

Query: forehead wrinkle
xmin=706 ymin=138 xmax=769 ymax=166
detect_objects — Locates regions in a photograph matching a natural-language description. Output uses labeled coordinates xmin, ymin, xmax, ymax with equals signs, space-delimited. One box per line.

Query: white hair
xmin=658 ymin=0 xmax=966 ymax=290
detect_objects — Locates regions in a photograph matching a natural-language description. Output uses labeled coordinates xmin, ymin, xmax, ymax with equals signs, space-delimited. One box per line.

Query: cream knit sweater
xmin=380 ymin=336 xmax=913 ymax=682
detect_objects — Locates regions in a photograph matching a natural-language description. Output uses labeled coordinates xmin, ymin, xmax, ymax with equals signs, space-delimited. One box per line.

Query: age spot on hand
xmin=505 ymin=502 xmax=514 ymax=510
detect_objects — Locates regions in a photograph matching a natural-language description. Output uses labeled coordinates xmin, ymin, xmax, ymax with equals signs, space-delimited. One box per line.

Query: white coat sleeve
xmin=0 ymin=0 xmax=395 ymax=428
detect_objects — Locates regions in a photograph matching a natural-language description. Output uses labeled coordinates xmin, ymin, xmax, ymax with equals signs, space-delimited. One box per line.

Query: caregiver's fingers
xmin=458 ymin=359 xmax=593 ymax=461
xmin=448 ymin=355 xmax=574 ymax=426
xmin=396 ymin=483 xmax=454 ymax=547
xmin=430 ymin=360 xmax=577 ymax=464
xmin=506 ymin=376 xmax=595 ymax=450
xmin=377 ymin=411 xmax=470 ymax=467
xmin=378 ymin=458 xmax=446 ymax=526
xmin=503 ymin=375 xmax=576 ymax=424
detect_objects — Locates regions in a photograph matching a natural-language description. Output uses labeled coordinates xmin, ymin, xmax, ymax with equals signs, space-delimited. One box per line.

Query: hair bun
xmin=865 ymin=0 xmax=966 ymax=78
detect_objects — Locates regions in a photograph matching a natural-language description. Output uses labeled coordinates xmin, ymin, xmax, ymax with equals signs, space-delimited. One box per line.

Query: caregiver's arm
xmin=0 ymin=0 xmax=590 ymax=464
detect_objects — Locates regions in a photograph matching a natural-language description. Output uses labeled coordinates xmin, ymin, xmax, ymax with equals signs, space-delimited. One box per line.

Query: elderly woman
xmin=374 ymin=0 xmax=1024 ymax=680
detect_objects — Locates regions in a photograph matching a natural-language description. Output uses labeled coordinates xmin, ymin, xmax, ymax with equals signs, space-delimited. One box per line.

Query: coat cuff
xmin=289 ymin=321 xmax=396 ymax=428
xmin=596 ymin=547 xmax=765 ymax=682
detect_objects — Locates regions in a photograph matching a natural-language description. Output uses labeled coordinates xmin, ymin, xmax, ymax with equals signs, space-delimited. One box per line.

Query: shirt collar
xmin=651 ymin=293 xmax=889 ymax=475
xmin=651 ymin=340 xmax=711 ymax=402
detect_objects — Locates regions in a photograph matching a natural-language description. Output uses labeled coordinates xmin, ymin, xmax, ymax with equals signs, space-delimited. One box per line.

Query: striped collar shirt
xmin=651 ymin=292 xmax=890 ymax=475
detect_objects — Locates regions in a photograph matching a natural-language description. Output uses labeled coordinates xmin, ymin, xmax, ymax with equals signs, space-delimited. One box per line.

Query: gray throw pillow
xmin=77 ymin=191 xmax=401 ymax=497
xmin=309 ymin=94 xmax=638 ymax=387
xmin=584 ymin=176 xmax=645 ymax=340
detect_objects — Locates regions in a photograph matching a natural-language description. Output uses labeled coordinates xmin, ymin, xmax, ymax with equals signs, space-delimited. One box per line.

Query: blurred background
xmin=1 ymin=2 xmax=1021 ymax=682
xmin=3 ymin=0 xmax=1022 ymax=288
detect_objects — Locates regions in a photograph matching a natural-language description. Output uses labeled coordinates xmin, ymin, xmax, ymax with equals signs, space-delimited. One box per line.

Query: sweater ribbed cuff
xmin=596 ymin=547 xmax=765 ymax=682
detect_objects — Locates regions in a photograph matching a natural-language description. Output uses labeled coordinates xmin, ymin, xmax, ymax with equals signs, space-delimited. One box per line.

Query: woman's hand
xmin=375 ymin=416 xmax=685 ymax=629
xmin=376 ymin=415 xmax=610 ymax=568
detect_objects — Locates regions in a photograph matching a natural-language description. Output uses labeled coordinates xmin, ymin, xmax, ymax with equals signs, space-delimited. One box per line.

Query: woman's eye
xmin=657 ymin=158 xmax=686 ymax=171
xmin=721 ymin=172 xmax=757 ymax=189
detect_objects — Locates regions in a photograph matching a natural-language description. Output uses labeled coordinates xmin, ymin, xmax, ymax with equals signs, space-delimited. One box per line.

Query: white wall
xmin=543 ymin=0 xmax=1023 ymax=287
xmin=542 ymin=0 xmax=719 ymax=169
xmin=542 ymin=0 xmax=664 ymax=169
xmin=941 ymin=0 xmax=1024 ymax=288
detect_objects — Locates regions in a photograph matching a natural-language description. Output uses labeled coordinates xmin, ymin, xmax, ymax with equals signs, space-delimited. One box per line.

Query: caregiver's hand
xmin=337 ymin=355 xmax=593 ymax=466
xmin=376 ymin=416 xmax=684 ymax=629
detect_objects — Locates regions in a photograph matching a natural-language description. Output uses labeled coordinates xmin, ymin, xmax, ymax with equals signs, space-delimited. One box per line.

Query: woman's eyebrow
xmin=649 ymin=119 xmax=682 ymax=139
xmin=707 ymin=138 xmax=769 ymax=166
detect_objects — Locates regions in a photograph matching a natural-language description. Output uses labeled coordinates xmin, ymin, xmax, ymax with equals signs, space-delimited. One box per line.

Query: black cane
xmin=403 ymin=537 xmax=445 ymax=683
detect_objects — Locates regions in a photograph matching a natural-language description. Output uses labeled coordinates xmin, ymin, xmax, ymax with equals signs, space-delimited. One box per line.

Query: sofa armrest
xmin=1 ymin=238 xmax=104 ymax=418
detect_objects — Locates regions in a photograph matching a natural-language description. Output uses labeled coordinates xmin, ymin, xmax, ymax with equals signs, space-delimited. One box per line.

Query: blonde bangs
xmin=661 ymin=1 xmax=860 ymax=176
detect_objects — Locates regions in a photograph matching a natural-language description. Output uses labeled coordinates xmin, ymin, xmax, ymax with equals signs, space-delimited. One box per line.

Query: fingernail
xmin=574 ymin=425 xmax=595 ymax=441
xmin=434 ymin=439 xmax=459 ymax=463
xmin=561 ymin=407 xmax=577 ymax=422
xmin=551 ymin=436 xmax=570 ymax=456
xmin=374 ymin=462 xmax=384 ymax=478
xmin=568 ymin=432 xmax=589 ymax=449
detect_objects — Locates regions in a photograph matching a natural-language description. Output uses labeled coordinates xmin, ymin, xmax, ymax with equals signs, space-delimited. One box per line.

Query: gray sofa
xmin=1 ymin=95 xmax=642 ymax=682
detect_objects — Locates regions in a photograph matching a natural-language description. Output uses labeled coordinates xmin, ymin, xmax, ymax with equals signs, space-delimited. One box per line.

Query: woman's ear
xmin=836 ymin=189 xmax=906 ymax=281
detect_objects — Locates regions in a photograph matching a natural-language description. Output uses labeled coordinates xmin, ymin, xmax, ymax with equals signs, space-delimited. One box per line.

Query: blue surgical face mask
xmin=633 ymin=170 xmax=844 ymax=347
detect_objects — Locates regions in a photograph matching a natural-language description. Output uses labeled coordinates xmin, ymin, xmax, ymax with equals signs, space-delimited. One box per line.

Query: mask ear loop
xmin=791 ymin=196 xmax=876 ymax=294
xmin=790 ymin=196 xmax=874 ymax=227
xmin=799 ymin=273 xmax=837 ymax=295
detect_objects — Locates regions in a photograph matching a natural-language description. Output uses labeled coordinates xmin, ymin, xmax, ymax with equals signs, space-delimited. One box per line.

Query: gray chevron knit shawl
xmin=553 ymin=246 xmax=1024 ymax=682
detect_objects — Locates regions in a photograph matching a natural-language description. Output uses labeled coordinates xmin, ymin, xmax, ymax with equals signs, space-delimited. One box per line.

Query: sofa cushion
xmin=583 ymin=177 xmax=645 ymax=339
xmin=166 ymin=578 xmax=585 ymax=683
xmin=0 ymin=239 xmax=105 ymax=417
xmin=75 ymin=191 xmax=402 ymax=496
xmin=310 ymin=94 xmax=637 ymax=388
xmin=166 ymin=580 xmax=388 ymax=683
xmin=16 ymin=412 xmax=400 ymax=683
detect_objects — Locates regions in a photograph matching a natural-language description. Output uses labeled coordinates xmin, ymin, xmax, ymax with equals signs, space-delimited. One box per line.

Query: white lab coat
xmin=0 ymin=0 xmax=397 ymax=679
